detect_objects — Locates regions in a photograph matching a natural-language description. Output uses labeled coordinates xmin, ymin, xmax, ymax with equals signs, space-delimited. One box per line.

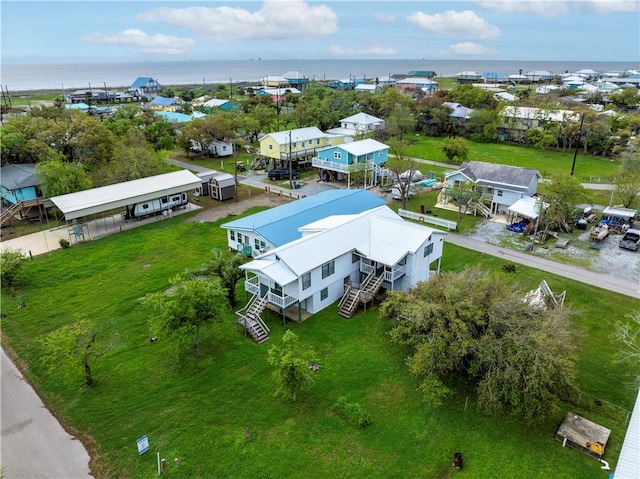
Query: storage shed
xmin=602 ymin=207 xmax=637 ymax=223
xmin=556 ymin=411 xmax=610 ymax=459
xmin=209 ymin=172 xmax=236 ymax=201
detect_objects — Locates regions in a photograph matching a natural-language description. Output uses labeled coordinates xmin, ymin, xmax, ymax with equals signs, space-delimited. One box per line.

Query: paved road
xmin=444 ymin=233 xmax=639 ymax=299
xmin=1 ymin=349 xmax=92 ymax=479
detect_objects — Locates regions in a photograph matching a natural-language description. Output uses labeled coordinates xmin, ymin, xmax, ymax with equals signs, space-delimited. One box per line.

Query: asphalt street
xmin=1 ymin=349 xmax=92 ymax=479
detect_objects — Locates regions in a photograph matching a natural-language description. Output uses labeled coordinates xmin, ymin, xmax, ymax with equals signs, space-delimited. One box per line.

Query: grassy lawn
xmin=401 ymin=136 xmax=621 ymax=184
xmin=1 ymin=207 xmax=638 ymax=479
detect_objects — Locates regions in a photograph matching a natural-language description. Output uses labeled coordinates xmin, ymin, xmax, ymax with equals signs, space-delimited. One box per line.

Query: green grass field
xmin=1 ymin=207 xmax=638 ymax=479
xmin=401 ymin=136 xmax=621 ymax=184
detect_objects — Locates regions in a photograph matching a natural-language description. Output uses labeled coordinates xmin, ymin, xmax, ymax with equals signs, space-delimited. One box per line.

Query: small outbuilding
xmin=196 ymin=170 xmax=236 ymax=201
xmin=556 ymin=411 xmax=610 ymax=459
xmin=602 ymin=206 xmax=636 ymax=224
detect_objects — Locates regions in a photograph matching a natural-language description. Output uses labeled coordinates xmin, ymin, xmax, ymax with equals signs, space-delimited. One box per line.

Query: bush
xmin=334 ymin=397 xmax=373 ymax=429
xmin=503 ymin=262 xmax=518 ymax=273
xmin=0 ymin=248 xmax=28 ymax=287
xmin=59 ymin=238 xmax=70 ymax=249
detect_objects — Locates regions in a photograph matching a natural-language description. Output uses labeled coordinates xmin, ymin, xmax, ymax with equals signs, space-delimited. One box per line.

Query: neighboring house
xmin=396 ymin=77 xmax=438 ymax=93
xmin=283 ymin=71 xmax=310 ymax=89
xmin=442 ymin=102 xmax=474 ymax=121
xmin=407 ymin=70 xmax=437 ymax=79
xmin=259 ymin=126 xmax=343 ymax=164
xmin=481 ymin=72 xmax=509 ymax=83
xmin=444 ymin=161 xmax=542 ymax=216
xmin=261 ymin=75 xmax=289 ymax=87
xmin=456 ymin=71 xmax=483 ymax=84
xmin=499 ymin=106 xmax=580 ymax=142
xmin=154 ymin=111 xmax=193 ymax=123
xmin=326 ymin=112 xmax=385 ymax=139
xmin=222 ymin=189 xmax=385 ymax=256
xmin=312 ymin=139 xmax=389 ymax=187
xmin=494 ymin=91 xmax=518 ymax=102
xmin=148 ymin=96 xmax=180 ymax=111
xmin=328 ymin=79 xmax=356 ymax=90
xmin=525 ymin=70 xmax=555 ymax=82
xmin=130 ymin=77 xmax=162 ymax=96
xmin=67 ymin=89 xmax=117 ymax=104
xmin=0 ymin=164 xmax=42 ymax=204
xmin=237 ymin=204 xmax=447 ymax=329
xmin=190 ymin=139 xmax=234 ymax=157
xmin=201 ymin=98 xmax=239 ymax=112
xmin=256 ymin=87 xmax=301 ymax=103
xmin=354 ymin=84 xmax=381 ymax=93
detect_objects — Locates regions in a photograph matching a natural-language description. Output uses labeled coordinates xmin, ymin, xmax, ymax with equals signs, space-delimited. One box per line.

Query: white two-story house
xmin=235 ymin=205 xmax=446 ymax=343
xmin=326 ymin=112 xmax=385 ymax=141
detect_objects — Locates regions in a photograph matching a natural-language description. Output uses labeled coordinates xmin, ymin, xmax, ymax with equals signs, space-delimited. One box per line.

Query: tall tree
xmin=381 ymin=267 xmax=578 ymax=422
xmin=39 ymin=318 xmax=106 ymax=386
xmin=35 ymin=156 xmax=93 ymax=197
xmin=387 ymin=138 xmax=418 ymax=210
xmin=539 ymin=174 xmax=591 ymax=232
xmin=614 ymin=148 xmax=640 ymax=208
xmin=144 ymin=276 xmax=227 ymax=358
xmin=267 ymin=330 xmax=316 ymax=403
xmin=197 ymin=250 xmax=249 ymax=308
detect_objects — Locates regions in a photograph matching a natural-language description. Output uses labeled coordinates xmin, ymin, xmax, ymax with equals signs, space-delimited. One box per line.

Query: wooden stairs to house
xmin=0 ymin=202 xmax=22 ymax=227
xmin=471 ymin=201 xmax=492 ymax=219
xmin=338 ymin=272 xmax=384 ymax=318
xmin=236 ymin=293 xmax=270 ymax=344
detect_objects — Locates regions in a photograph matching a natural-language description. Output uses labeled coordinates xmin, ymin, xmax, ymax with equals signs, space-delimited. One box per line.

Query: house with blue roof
xmin=131 ymin=77 xmax=162 ymax=96
xmin=154 ymin=111 xmax=193 ymax=123
xmin=221 ymin=189 xmax=385 ymax=257
xmin=149 ymin=96 xmax=180 ymax=112
xmin=235 ymin=203 xmax=447 ymax=340
xmin=312 ymin=139 xmax=390 ymax=186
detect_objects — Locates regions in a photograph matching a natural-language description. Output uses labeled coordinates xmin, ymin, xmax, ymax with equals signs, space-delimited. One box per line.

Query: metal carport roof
xmin=50 ymin=170 xmax=201 ymax=221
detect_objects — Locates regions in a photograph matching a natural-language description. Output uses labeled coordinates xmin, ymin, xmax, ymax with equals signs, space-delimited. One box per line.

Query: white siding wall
xmin=226 ymin=230 xmax=272 ymax=255
xmin=303 ymin=252 xmax=358 ymax=314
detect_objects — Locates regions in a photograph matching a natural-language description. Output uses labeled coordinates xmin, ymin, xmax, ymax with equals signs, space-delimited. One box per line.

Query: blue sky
xmin=2 ymin=0 xmax=639 ymax=64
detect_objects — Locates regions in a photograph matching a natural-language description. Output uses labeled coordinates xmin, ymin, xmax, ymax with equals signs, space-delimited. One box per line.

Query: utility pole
xmin=570 ymin=113 xmax=585 ymax=176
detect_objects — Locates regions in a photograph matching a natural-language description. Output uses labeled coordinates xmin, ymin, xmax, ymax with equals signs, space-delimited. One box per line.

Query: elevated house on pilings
xmin=234 ymin=204 xmax=446 ymax=343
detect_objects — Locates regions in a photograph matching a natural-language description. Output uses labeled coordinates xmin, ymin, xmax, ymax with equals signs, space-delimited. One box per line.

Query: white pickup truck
xmin=619 ymin=228 xmax=640 ymax=251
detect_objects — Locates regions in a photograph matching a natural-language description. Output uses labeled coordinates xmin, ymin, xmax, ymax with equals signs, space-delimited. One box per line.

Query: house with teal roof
xmin=221 ymin=189 xmax=385 ymax=257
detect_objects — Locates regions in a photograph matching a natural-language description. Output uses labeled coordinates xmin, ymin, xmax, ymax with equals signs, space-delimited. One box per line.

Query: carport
xmin=49 ymin=170 xmax=201 ymax=244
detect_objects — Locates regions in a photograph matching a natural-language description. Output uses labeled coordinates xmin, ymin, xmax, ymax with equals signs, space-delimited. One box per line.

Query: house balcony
xmin=359 ymin=261 xmax=405 ymax=282
xmin=312 ymin=158 xmax=350 ymax=173
xmin=244 ymin=276 xmax=298 ymax=309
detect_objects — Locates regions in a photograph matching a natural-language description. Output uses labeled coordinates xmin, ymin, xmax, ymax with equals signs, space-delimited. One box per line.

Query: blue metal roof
xmin=154 ymin=111 xmax=193 ymax=123
xmin=131 ymin=77 xmax=156 ymax=88
xmin=222 ymin=189 xmax=386 ymax=247
xmin=150 ymin=96 xmax=177 ymax=106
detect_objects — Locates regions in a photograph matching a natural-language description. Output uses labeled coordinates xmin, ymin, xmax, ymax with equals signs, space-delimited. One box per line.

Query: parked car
xmin=619 ymin=228 xmax=640 ymax=251
xmin=268 ymin=168 xmax=299 ymax=180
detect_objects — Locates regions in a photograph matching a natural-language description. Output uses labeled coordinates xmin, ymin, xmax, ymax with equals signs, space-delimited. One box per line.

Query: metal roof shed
xmin=50 ymin=170 xmax=202 ymax=221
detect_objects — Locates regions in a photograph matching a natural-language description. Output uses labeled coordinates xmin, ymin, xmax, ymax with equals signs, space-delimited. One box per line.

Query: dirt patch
xmin=185 ymin=192 xmax=292 ymax=223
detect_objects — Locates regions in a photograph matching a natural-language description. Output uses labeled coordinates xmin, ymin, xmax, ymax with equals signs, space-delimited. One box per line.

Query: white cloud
xmin=83 ymin=29 xmax=195 ymax=55
xmin=586 ymin=0 xmax=639 ymax=13
xmin=374 ymin=12 xmax=395 ymax=23
xmin=448 ymin=41 xmax=490 ymax=56
xmin=137 ymin=0 xmax=338 ymax=42
xmin=474 ymin=1 xmax=569 ymax=17
xmin=326 ymin=42 xmax=396 ymax=57
xmin=407 ymin=10 xmax=500 ymax=39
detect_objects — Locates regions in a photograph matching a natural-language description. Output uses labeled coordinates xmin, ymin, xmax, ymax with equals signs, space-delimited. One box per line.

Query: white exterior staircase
xmin=236 ymin=293 xmax=270 ymax=343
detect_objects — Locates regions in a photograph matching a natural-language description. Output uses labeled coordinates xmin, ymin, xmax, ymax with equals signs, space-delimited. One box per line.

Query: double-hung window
xmin=302 ymin=273 xmax=311 ymax=290
xmin=321 ymin=260 xmax=335 ymax=279
xmin=424 ymin=243 xmax=434 ymax=257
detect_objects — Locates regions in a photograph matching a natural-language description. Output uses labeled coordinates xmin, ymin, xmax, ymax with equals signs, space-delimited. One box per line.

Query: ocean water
xmin=1 ymin=59 xmax=638 ymax=92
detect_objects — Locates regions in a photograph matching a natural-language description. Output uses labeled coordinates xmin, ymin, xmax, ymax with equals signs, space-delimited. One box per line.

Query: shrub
xmin=0 ymin=248 xmax=28 ymax=287
xmin=503 ymin=262 xmax=518 ymax=273
xmin=59 ymin=238 xmax=70 ymax=249
xmin=334 ymin=397 xmax=373 ymax=429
